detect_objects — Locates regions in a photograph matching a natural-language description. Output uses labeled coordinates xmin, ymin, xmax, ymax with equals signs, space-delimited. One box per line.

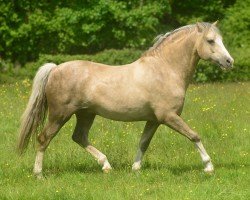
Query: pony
xmin=17 ymin=22 xmax=234 ymax=178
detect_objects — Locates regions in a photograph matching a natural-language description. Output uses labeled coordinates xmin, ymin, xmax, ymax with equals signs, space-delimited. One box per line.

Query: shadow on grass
xmin=44 ymin=163 xmax=101 ymax=176
xmin=215 ymin=162 xmax=249 ymax=170
xmin=143 ymin=162 xmax=202 ymax=175
xmin=42 ymin=160 xmax=249 ymax=178
xmin=43 ymin=162 xmax=201 ymax=177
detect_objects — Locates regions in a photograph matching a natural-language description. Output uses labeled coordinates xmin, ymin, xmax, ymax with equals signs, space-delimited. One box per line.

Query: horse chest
xmin=148 ymin=85 xmax=186 ymax=115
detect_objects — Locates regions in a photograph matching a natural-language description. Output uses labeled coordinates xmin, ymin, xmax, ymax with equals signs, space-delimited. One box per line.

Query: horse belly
xmin=92 ymin=99 xmax=154 ymax=121
xmin=96 ymin=108 xmax=154 ymax=121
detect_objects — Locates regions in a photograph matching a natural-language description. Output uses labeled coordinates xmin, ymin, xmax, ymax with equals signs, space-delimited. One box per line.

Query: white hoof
xmin=132 ymin=162 xmax=141 ymax=171
xmin=102 ymin=166 xmax=112 ymax=173
xmin=204 ymin=162 xmax=214 ymax=173
xmin=102 ymin=161 xmax=112 ymax=173
xmin=34 ymin=173 xmax=44 ymax=180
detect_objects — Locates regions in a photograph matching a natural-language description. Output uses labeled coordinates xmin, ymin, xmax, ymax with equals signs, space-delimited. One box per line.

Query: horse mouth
xmin=216 ymin=61 xmax=233 ymax=71
xmin=219 ymin=64 xmax=233 ymax=71
xmin=220 ymin=66 xmax=231 ymax=71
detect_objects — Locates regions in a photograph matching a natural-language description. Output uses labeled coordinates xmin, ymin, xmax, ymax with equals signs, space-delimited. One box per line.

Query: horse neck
xmin=159 ymin=31 xmax=200 ymax=88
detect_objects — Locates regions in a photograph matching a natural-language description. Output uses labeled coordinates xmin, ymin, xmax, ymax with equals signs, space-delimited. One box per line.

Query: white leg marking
xmin=132 ymin=161 xmax=142 ymax=171
xmin=85 ymin=145 xmax=112 ymax=173
xmin=195 ymin=141 xmax=214 ymax=173
xmin=216 ymin=37 xmax=232 ymax=59
xmin=33 ymin=151 xmax=44 ymax=178
xmin=132 ymin=150 xmax=143 ymax=171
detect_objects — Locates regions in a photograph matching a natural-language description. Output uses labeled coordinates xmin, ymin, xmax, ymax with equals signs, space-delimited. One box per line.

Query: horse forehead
xmin=206 ymin=27 xmax=221 ymax=39
xmin=206 ymin=30 xmax=218 ymax=38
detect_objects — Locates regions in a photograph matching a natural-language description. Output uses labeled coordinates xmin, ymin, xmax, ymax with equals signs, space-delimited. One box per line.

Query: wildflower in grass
xmin=222 ymin=133 xmax=228 ymax=138
xmin=192 ymin=97 xmax=200 ymax=102
xmin=240 ymin=151 xmax=248 ymax=157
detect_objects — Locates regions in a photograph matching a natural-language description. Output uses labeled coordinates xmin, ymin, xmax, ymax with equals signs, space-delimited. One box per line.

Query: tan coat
xmin=18 ymin=22 xmax=233 ymax=178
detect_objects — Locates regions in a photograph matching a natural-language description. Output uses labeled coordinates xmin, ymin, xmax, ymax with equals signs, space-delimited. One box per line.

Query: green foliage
xmin=194 ymin=60 xmax=249 ymax=83
xmin=0 ymin=49 xmax=143 ymax=82
xmin=38 ymin=49 xmax=142 ymax=66
xmin=0 ymin=0 xmax=169 ymax=63
xmin=220 ymin=0 xmax=250 ymax=49
xmin=170 ymin=0 xmax=236 ymax=24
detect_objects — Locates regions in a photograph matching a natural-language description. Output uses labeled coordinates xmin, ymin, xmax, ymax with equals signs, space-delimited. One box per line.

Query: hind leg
xmin=72 ymin=112 xmax=112 ymax=173
xmin=33 ymin=114 xmax=70 ymax=179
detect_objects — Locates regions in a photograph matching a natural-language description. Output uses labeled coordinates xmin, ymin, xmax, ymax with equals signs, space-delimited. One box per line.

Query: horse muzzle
xmin=219 ymin=56 xmax=234 ymax=70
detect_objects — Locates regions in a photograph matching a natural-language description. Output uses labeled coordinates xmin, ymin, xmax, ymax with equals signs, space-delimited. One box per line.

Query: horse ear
xmin=196 ymin=22 xmax=204 ymax=32
xmin=212 ymin=20 xmax=219 ymax=26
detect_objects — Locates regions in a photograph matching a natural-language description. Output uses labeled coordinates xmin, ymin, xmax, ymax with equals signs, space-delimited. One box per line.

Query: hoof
xmin=204 ymin=162 xmax=214 ymax=174
xmin=102 ymin=161 xmax=112 ymax=173
xmin=102 ymin=166 xmax=112 ymax=174
xmin=132 ymin=162 xmax=141 ymax=171
xmin=34 ymin=173 xmax=45 ymax=180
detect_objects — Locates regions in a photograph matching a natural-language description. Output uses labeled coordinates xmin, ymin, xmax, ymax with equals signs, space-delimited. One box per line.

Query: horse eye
xmin=207 ymin=39 xmax=215 ymax=44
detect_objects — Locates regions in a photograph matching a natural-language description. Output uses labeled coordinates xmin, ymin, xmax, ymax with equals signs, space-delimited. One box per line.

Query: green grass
xmin=0 ymin=80 xmax=249 ymax=200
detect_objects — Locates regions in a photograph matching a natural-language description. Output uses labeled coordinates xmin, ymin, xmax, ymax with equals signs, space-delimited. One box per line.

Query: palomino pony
xmin=18 ymin=22 xmax=233 ymax=178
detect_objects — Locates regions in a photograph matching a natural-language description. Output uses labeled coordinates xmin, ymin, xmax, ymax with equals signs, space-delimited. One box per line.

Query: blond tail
xmin=17 ymin=63 xmax=57 ymax=154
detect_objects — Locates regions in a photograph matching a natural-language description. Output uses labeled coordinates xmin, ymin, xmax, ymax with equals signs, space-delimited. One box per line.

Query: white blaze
xmin=215 ymin=37 xmax=232 ymax=59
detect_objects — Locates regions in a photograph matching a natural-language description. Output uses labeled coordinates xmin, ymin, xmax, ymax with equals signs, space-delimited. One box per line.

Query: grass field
xmin=0 ymin=80 xmax=249 ymax=200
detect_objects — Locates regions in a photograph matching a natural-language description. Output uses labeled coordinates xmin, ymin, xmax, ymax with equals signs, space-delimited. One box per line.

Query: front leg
xmin=132 ymin=121 xmax=159 ymax=171
xmin=163 ymin=114 xmax=214 ymax=173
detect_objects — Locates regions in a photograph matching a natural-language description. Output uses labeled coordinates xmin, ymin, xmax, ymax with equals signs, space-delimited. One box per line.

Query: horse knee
xmin=72 ymin=131 xmax=89 ymax=147
xmin=37 ymin=133 xmax=50 ymax=151
xmin=38 ymin=133 xmax=46 ymax=144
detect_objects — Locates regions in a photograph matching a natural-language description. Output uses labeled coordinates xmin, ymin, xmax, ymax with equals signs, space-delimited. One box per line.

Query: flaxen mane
xmin=143 ymin=22 xmax=219 ymax=57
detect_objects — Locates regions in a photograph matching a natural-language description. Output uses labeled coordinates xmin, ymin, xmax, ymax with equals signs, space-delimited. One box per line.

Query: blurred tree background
xmin=0 ymin=0 xmax=249 ymax=82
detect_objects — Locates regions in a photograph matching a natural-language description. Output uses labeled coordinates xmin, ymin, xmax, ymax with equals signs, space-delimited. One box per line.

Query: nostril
xmin=226 ymin=59 xmax=232 ymax=65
